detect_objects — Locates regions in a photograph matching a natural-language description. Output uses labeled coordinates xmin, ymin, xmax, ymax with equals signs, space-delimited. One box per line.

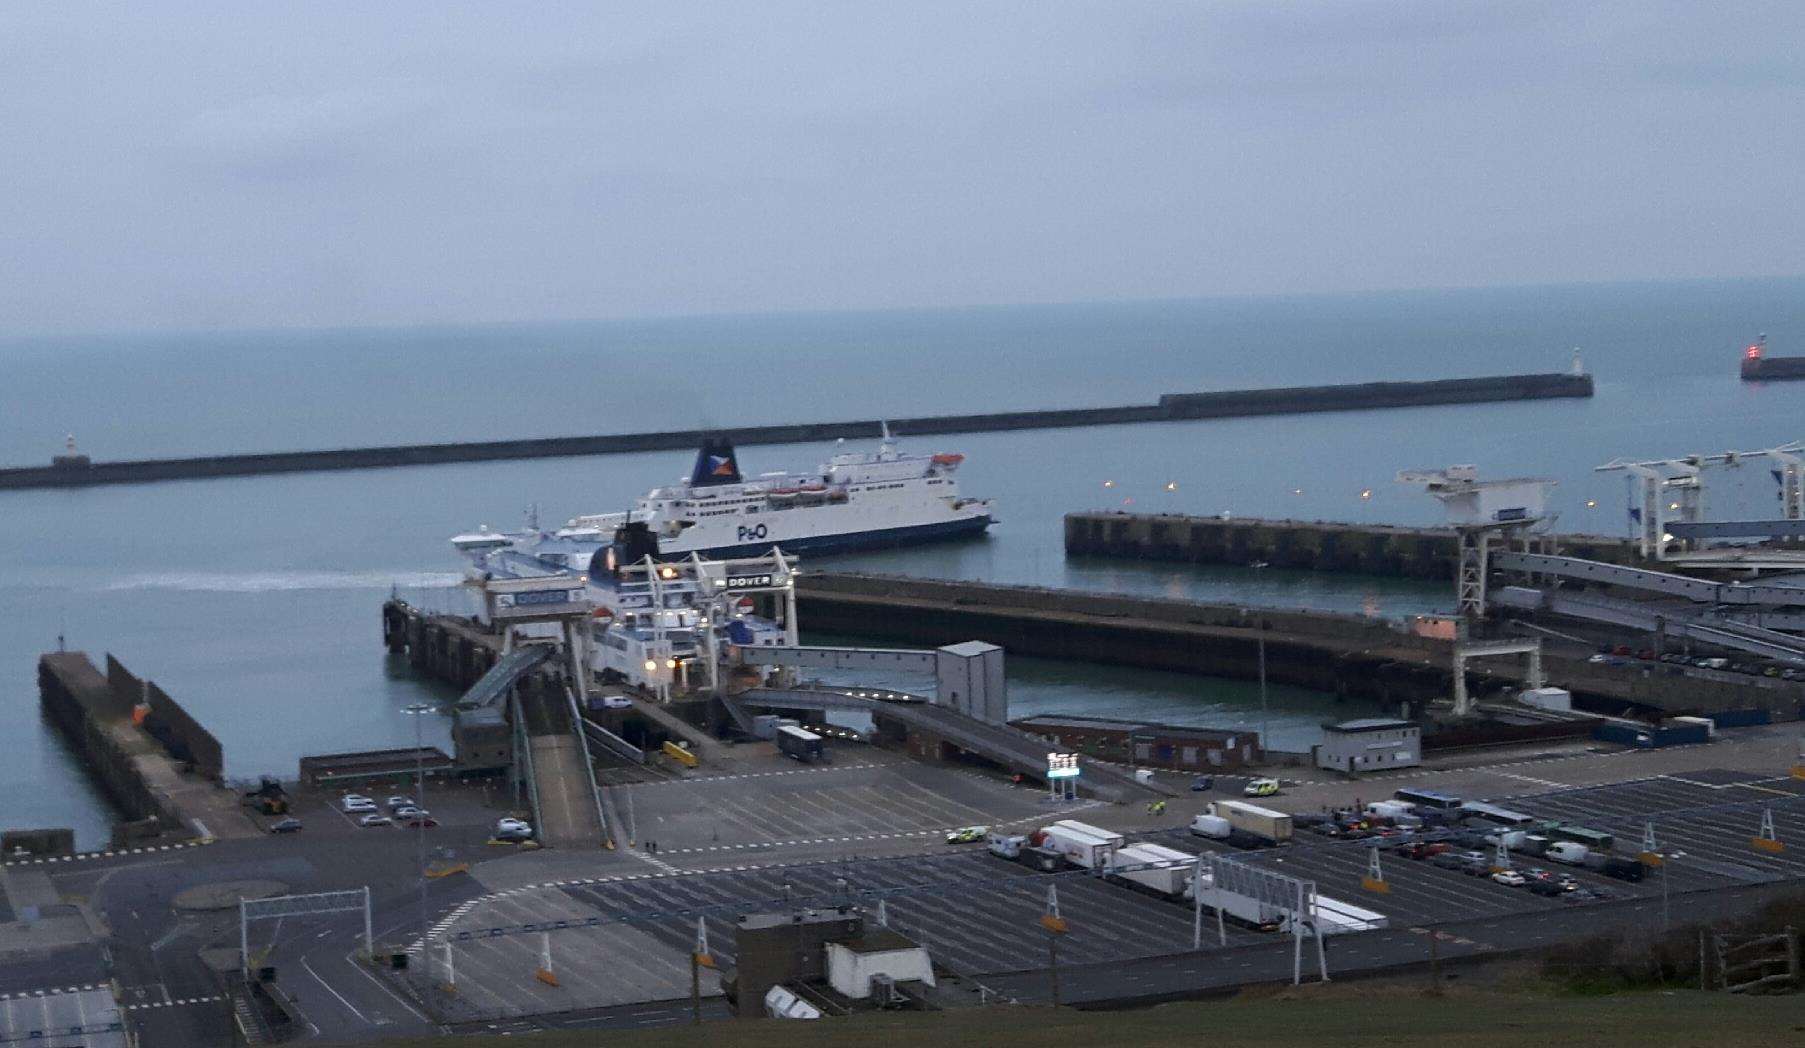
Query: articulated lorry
xmin=1208 ymin=800 xmax=1293 ymax=843
xmin=1107 ymin=843 xmax=1197 ymax=897
xmin=1191 ymin=872 xmax=1386 ymax=934
xmin=1034 ymin=823 xmax=1118 ymax=870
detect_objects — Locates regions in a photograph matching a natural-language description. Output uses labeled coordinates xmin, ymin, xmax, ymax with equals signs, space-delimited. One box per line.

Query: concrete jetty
xmin=1065 ymin=511 xmax=1641 ymax=579
xmin=791 ymin=572 xmax=1805 ymax=721
xmin=1 ymin=371 xmax=1590 ymax=490
xmin=34 ymin=652 xmax=258 ymax=847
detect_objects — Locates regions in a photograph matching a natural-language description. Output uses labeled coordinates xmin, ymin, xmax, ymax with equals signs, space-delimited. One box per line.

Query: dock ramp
xmin=457 ymin=644 xmax=555 ymax=711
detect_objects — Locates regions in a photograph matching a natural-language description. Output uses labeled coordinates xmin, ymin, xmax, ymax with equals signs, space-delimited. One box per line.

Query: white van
xmin=1546 ymin=841 xmax=1590 ymax=865
xmin=1188 ymin=814 xmax=1232 ymax=839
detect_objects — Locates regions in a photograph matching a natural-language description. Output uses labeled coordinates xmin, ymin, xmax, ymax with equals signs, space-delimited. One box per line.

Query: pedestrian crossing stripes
xmin=123 ymin=995 xmax=224 ymax=1011
xmin=624 ymin=762 xmax=880 ymax=787
xmin=0 ymin=984 xmax=105 ymax=1002
xmin=3 ymin=836 xmax=217 ymax=867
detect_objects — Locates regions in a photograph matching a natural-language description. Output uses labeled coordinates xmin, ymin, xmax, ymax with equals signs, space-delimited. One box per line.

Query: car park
xmin=270 ymin=817 xmax=303 ymax=834
xmin=358 ymin=813 xmax=391 ymax=827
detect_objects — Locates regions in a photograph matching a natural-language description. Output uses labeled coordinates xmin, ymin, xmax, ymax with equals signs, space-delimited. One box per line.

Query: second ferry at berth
xmin=544 ymin=429 xmax=994 ymax=559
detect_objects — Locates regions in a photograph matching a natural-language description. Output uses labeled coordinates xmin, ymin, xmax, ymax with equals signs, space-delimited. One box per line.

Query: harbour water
xmin=4 ymin=277 xmax=1803 ymax=845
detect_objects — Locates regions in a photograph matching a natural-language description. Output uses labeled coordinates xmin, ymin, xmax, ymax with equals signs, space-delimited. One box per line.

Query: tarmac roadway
xmin=12 ymin=725 xmax=1805 ymax=1045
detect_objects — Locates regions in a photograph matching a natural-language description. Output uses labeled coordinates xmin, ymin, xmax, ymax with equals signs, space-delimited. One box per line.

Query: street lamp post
xmin=401 ymin=702 xmax=434 ymax=941
xmin=1661 ymin=850 xmax=1685 ymax=932
xmin=1257 ymin=626 xmax=1270 ymax=751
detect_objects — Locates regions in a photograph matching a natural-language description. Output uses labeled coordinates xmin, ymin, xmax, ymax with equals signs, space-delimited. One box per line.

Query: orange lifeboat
xmin=931 ymin=453 xmax=964 ymax=466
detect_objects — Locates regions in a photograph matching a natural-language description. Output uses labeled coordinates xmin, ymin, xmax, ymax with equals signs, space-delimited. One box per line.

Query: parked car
xmin=1527 ymin=878 xmax=1565 ymax=897
xmin=394 ymin=806 xmax=426 ymax=820
xmin=1189 ymin=776 xmax=1215 ymax=792
xmin=1492 ymin=870 xmax=1526 ymax=887
xmin=1243 ymin=778 xmax=1280 ymax=798
xmin=1430 ymin=852 xmax=1466 ymax=870
xmin=270 ymin=817 xmax=303 ymax=834
xmin=341 ymin=796 xmax=377 ymax=814
xmin=358 ymin=813 xmax=392 ymax=827
xmin=386 ymin=795 xmax=415 ymax=810
xmin=496 ymin=817 xmax=533 ymax=835
xmin=398 ymin=816 xmax=438 ymax=829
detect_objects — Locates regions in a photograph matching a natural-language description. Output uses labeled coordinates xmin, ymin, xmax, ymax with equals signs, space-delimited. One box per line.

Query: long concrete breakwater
xmin=1065 ymin=510 xmax=1641 ymax=579
xmin=0 ymin=371 xmax=1590 ymax=490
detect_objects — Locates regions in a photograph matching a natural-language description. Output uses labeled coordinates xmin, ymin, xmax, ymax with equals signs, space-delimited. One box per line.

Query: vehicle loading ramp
xmin=627 ymin=695 xmax=731 ymax=766
xmin=525 ymin=733 xmax=605 ymax=847
xmin=455 ymin=643 xmax=555 ymax=711
xmin=736 ymin=687 xmax=1167 ymax=803
xmin=1493 ymin=588 xmax=1805 ymax=666
xmin=1492 ymin=551 xmax=1805 ymax=606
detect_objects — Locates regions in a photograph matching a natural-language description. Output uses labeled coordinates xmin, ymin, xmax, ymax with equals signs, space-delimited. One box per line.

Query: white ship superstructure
xmin=453 ymin=528 xmax=797 ymax=697
xmin=551 ymin=429 xmax=993 ymax=559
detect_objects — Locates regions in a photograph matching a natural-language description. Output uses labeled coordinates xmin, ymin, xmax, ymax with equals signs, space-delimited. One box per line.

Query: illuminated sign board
xmin=1046 ymin=753 xmax=1081 ymax=780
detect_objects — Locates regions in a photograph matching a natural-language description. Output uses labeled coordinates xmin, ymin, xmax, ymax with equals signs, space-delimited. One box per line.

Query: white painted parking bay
xmin=408 ymin=884 xmax=716 ymax=1021
xmin=628 ymin=760 xmax=1044 ymax=849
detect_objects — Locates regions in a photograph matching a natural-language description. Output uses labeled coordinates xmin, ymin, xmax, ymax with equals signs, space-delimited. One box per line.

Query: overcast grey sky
xmin=1 ymin=2 xmax=1800 ymax=334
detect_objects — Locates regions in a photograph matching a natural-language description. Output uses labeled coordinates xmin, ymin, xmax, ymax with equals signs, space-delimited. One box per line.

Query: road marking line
xmin=299 ymin=954 xmax=370 ymax=1025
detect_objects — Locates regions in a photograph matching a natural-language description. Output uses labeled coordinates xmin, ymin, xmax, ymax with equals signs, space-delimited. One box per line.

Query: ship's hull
xmin=667 ymin=513 xmax=993 ymax=560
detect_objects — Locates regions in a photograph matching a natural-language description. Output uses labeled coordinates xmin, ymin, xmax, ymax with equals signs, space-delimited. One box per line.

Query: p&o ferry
xmin=518 ymin=429 xmax=995 ymax=560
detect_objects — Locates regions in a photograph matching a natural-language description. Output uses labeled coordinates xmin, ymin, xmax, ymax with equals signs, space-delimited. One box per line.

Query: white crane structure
xmin=1396 ymin=466 xmax=1556 ymax=619
xmin=1598 ymin=442 xmax=1804 ymax=561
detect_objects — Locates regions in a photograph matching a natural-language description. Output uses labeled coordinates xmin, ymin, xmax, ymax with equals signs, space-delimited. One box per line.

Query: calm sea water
xmin=5 ymin=278 xmax=1803 ymax=845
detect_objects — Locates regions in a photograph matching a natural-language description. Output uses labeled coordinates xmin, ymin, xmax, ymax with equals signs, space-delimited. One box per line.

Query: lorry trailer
xmin=1053 ymin=820 xmax=1126 ymax=848
xmin=1035 ymin=824 xmax=1118 ymax=870
xmin=1208 ymin=800 xmax=1293 ymax=843
xmin=1307 ymin=895 xmax=1389 ymax=934
xmin=1108 ymin=843 xmax=1197 ymax=897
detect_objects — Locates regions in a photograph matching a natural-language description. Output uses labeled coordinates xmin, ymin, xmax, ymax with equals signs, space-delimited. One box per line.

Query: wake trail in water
xmin=102 ymin=570 xmax=463 ymax=593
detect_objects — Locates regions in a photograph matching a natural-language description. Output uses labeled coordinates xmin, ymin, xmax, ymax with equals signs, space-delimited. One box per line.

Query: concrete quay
xmin=793 ymin=572 xmax=1805 ymax=721
xmin=1065 ymin=510 xmax=1641 ymax=579
xmin=32 ymin=652 xmax=259 ymax=852
xmin=0 ymin=371 xmax=1590 ymax=490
